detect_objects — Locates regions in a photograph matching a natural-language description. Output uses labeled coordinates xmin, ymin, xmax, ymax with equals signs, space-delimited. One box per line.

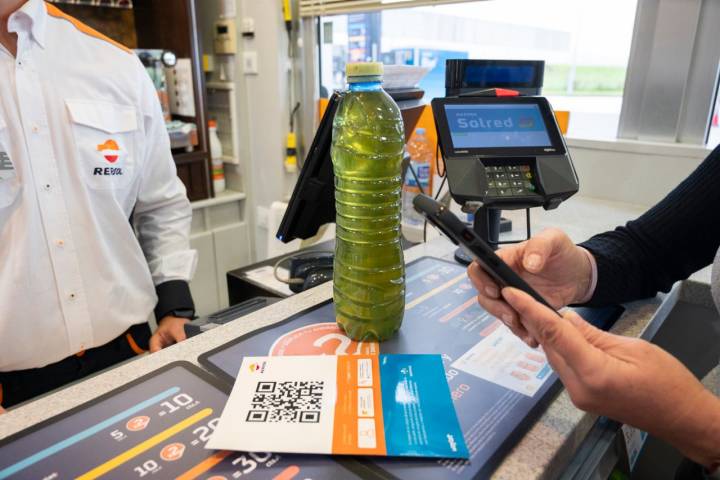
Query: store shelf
xmin=206 ymin=81 xmax=235 ymax=91
xmin=191 ymin=188 xmax=246 ymax=210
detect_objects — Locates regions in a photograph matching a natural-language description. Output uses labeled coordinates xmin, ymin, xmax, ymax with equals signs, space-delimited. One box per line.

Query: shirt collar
xmin=8 ymin=0 xmax=47 ymax=49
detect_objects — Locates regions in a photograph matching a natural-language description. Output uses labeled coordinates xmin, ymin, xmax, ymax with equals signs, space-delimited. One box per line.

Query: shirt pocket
xmin=0 ymin=115 xmax=20 ymax=208
xmin=65 ymin=99 xmax=139 ymax=190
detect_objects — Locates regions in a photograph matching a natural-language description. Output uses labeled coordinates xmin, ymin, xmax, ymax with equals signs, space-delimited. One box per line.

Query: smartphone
xmin=413 ymin=194 xmax=560 ymax=315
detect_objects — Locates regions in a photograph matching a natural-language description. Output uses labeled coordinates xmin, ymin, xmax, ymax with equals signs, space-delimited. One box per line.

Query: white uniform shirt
xmin=0 ymin=0 xmax=197 ymax=371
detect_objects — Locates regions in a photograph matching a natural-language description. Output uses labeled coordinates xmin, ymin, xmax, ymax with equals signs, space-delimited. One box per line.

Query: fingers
xmin=468 ymin=262 xmax=538 ymax=346
xmin=521 ymin=228 xmax=563 ymax=273
xmin=501 ymin=287 xmax=605 ymax=375
xmin=468 ymin=261 xmax=500 ymax=298
xmin=149 ymin=319 xmax=188 ymax=353
xmin=171 ymin=322 xmax=187 ymax=343
xmin=476 ymin=294 xmax=533 ymax=342
xmin=149 ymin=333 xmax=163 ymax=353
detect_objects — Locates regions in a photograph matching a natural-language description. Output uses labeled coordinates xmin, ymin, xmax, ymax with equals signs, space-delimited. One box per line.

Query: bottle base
xmin=336 ymin=315 xmax=403 ymax=343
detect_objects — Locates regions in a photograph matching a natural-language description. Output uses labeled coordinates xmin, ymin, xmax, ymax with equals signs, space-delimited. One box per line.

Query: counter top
xmin=0 ymin=195 xmax=709 ymax=479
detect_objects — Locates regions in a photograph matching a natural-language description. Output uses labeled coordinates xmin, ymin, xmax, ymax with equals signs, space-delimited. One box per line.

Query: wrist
xmin=574 ymin=247 xmax=597 ymax=304
xmin=160 ymin=315 xmax=191 ymax=325
xmin=671 ymin=390 xmax=720 ymax=469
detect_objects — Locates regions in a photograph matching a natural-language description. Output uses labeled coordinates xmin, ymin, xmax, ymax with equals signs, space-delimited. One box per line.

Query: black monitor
xmin=277 ymin=92 xmax=426 ymax=243
xmin=276 ymin=92 xmax=343 ymax=243
xmin=445 ymin=59 xmax=545 ymax=97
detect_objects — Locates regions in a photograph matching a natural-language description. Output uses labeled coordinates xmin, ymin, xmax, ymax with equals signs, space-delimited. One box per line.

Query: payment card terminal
xmin=431 ymin=96 xmax=579 ymax=211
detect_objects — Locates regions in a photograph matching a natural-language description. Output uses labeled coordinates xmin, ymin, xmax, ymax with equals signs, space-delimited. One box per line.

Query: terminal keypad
xmin=484 ymin=165 xmax=536 ymax=197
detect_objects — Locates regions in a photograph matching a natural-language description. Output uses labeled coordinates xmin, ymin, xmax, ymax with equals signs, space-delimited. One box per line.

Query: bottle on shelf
xmin=331 ymin=62 xmax=405 ymax=342
xmin=208 ymin=119 xmax=226 ymax=194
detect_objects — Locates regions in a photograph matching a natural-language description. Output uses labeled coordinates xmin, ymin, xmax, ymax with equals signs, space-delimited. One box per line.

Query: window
xmin=318 ymin=0 xmax=638 ymax=140
xmin=709 ymin=90 xmax=720 ymax=148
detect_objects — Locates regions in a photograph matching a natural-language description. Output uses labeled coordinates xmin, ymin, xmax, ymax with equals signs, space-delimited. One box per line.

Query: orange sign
xmin=269 ymin=323 xmax=378 ymax=356
xmin=125 ymin=415 xmax=150 ymax=432
xmin=160 ymin=442 xmax=186 ymax=462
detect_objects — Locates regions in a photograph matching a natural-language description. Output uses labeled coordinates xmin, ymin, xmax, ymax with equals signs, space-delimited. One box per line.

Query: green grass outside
xmin=544 ymin=64 xmax=627 ymax=96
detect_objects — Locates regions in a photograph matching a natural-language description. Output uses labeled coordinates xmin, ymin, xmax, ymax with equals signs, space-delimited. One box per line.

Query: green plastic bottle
xmin=331 ymin=62 xmax=405 ymax=342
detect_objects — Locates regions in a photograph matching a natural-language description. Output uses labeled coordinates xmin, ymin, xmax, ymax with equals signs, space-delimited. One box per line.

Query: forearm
xmin=154 ymin=280 xmax=194 ymax=321
xmin=134 ymin=190 xmax=197 ymax=320
xmin=667 ymin=390 xmax=720 ymax=469
xmin=580 ymin=147 xmax=720 ymax=307
xmin=579 ymin=226 xmax=672 ymax=306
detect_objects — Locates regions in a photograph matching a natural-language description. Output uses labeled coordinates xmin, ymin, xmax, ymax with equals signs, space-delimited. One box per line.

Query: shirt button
xmin=43 ymin=183 xmax=51 ymax=190
xmin=56 ymin=239 xmax=64 ymax=247
xmin=69 ymin=293 xmax=76 ymax=300
xmin=31 ymin=124 xmax=39 ymax=134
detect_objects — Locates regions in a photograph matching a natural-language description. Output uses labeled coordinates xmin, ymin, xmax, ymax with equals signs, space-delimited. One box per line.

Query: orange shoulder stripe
xmin=45 ymin=2 xmax=132 ymax=54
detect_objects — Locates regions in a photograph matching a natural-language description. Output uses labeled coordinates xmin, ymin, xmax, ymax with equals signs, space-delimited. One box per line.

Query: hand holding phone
xmin=412 ymin=194 xmax=561 ymax=316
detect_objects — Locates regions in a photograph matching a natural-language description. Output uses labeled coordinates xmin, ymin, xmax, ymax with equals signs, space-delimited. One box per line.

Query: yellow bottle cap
xmin=346 ymin=62 xmax=383 ymax=78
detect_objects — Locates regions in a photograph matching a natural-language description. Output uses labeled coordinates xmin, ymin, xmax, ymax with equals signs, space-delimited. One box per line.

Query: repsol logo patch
xmin=93 ymin=167 xmax=123 ymax=176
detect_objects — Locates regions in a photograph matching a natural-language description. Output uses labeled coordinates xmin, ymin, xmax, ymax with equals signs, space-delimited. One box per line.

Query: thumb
xmin=522 ymin=228 xmax=562 ymax=273
xmin=171 ymin=323 xmax=187 ymax=343
xmin=565 ymin=311 xmax=620 ymax=350
xmin=502 ymin=287 xmax=605 ymax=376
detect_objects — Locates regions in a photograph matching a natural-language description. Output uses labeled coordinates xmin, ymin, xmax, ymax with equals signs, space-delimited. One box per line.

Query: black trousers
xmin=0 ymin=323 xmax=152 ymax=409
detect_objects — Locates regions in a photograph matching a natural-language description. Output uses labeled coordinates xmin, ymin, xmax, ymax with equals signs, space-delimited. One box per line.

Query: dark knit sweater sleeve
xmin=578 ymin=146 xmax=720 ymax=307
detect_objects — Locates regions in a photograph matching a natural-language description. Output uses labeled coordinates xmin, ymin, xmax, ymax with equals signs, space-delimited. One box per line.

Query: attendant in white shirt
xmin=0 ymin=0 xmax=198 ymax=409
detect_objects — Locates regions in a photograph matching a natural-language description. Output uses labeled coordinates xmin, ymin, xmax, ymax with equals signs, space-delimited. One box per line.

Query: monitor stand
xmin=454 ymin=208 xmax=502 ymax=265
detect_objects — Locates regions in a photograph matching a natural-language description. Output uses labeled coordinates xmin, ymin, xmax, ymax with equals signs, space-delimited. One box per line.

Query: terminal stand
xmin=454 ymin=207 xmax=502 ymax=265
xmin=453 ymin=206 xmax=531 ymax=265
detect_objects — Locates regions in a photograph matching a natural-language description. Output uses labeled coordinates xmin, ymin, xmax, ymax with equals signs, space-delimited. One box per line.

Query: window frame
xmin=618 ymin=0 xmax=720 ymax=145
xmin=301 ymin=0 xmax=720 ymax=148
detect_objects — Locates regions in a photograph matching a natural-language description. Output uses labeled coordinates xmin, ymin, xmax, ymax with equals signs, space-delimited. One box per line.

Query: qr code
xmin=246 ymin=381 xmax=323 ymax=423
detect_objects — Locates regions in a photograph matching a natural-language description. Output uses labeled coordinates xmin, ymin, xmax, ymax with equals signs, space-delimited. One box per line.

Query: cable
xmin=273 ymin=250 xmax=335 ymax=285
xmin=405 ymin=161 xmax=426 ymax=196
xmin=423 ymin=175 xmax=447 ymax=243
xmin=289 ymin=101 xmax=301 ymax=132
xmin=423 ymin=142 xmax=447 ymax=243
xmin=434 ymin=175 xmax=448 ymax=200
xmin=434 ymin=140 xmax=445 ymax=178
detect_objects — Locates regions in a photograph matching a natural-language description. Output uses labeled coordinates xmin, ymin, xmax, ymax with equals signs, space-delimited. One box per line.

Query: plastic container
xmin=331 ymin=62 xmax=406 ymax=342
xmin=402 ymin=128 xmax=432 ymax=241
xmin=209 ymin=120 xmax=225 ymax=194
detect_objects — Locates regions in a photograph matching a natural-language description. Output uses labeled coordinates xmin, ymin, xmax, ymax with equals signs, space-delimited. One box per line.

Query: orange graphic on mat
xmin=272 ymin=466 xmax=300 ymax=480
xmin=159 ymin=442 xmax=186 ymax=462
xmin=269 ymin=322 xmax=378 ymax=356
xmin=125 ymin=415 xmax=150 ymax=432
xmin=97 ymin=139 xmax=120 ymax=163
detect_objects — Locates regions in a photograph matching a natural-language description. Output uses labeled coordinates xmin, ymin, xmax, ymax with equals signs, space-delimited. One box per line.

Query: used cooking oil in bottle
xmin=331 ymin=62 xmax=405 ymax=341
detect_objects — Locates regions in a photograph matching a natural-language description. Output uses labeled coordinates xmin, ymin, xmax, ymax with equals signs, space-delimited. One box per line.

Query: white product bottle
xmin=209 ymin=120 xmax=226 ymax=194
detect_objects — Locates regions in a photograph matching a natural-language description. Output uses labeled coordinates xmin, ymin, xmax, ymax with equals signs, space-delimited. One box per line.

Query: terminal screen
xmin=444 ymin=104 xmax=552 ymax=149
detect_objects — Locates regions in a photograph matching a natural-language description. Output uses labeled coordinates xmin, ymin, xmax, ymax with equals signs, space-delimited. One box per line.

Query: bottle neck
xmin=348 ymin=80 xmax=382 ymax=92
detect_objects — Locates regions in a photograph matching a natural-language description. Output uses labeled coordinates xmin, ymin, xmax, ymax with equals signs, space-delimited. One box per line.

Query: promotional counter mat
xmin=0 ymin=362 xmax=361 ymax=480
xmin=199 ymin=256 xmax=623 ymax=479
